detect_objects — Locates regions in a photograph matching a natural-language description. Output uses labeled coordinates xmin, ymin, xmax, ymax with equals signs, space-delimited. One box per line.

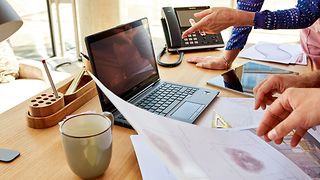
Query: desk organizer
xmin=26 ymin=75 xmax=97 ymax=129
xmin=29 ymin=92 xmax=64 ymax=117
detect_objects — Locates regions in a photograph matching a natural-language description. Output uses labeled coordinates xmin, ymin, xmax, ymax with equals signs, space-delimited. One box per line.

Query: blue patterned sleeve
xmin=254 ymin=0 xmax=320 ymax=29
xmin=226 ymin=0 xmax=264 ymax=50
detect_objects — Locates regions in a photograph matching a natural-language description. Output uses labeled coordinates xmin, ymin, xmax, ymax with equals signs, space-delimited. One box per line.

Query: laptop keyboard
xmin=117 ymin=83 xmax=198 ymax=122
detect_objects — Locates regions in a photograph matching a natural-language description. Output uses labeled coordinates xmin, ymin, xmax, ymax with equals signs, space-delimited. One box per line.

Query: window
xmin=7 ymin=0 xmax=77 ymax=61
xmin=7 ymin=0 xmax=55 ymax=60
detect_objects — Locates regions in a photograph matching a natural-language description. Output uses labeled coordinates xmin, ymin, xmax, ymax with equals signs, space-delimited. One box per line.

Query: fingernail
xmin=268 ymin=129 xmax=277 ymax=140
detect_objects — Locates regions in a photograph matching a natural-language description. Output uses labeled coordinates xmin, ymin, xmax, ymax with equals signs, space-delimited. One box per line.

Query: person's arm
xmin=253 ymin=71 xmax=320 ymax=110
xmin=254 ymin=0 xmax=320 ymax=30
xmin=181 ymin=7 xmax=255 ymax=38
xmin=256 ymin=88 xmax=320 ymax=147
xmin=184 ymin=0 xmax=265 ymax=70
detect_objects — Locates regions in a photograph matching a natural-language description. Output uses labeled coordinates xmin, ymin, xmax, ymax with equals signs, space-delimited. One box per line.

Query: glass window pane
xmin=7 ymin=0 xmax=54 ymax=60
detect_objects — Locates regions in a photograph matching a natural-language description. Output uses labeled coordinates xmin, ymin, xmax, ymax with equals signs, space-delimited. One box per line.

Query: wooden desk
xmin=0 ymin=50 xmax=311 ymax=179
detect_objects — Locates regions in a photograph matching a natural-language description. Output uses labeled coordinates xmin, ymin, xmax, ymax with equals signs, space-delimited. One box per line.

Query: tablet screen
xmin=207 ymin=62 xmax=297 ymax=95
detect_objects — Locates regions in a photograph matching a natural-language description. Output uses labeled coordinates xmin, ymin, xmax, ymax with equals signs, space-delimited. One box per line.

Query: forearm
xmin=223 ymin=49 xmax=241 ymax=65
xmin=297 ymin=71 xmax=320 ymax=88
xmin=233 ymin=10 xmax=255 ymax=27
xmin=226 ymin=0 xmax=264 ymax=50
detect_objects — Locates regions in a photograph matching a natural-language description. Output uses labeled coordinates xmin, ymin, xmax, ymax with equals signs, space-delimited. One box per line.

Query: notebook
xmin=85 ymin=17 xmax=219 ymax=128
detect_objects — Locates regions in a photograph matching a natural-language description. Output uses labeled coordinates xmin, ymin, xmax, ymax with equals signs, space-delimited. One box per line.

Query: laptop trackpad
xmin=171 ymin=101 xmax=203 ymax=121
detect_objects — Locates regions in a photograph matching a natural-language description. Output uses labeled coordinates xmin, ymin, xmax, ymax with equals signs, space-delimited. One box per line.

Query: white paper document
xmin=308 ymin=125 xmax=320 ymax=143
xmin=211 ymin=97 xmax=265 ymax=130
xmin=239 ymin=42 xmax=307 ymax=65
xmin=89 ymin=72 xmax=310 ymax=179
xmin=130 ymin=135 xmax=176 ymax=180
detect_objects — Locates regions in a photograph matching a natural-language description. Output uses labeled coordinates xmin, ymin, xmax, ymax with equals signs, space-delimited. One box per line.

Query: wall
xmin=78 ymin=0 xmax=120 ymax=53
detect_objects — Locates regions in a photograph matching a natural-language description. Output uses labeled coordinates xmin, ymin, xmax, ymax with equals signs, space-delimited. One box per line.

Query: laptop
xmin=85 ymin=17 xmax=219 ymax=128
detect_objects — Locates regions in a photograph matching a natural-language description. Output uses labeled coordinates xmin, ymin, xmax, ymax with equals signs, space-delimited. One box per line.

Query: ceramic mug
xmin=59 ymin=112 xmax=113 ymax=179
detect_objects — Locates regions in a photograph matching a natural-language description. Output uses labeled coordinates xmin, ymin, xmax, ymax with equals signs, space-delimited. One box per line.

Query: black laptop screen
xmin=86 ymin=18 xmax=158 ymax=106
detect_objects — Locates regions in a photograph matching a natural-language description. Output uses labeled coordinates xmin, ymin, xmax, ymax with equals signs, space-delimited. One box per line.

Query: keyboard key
xmin=133 ymin=83 xmax=198 ymax=116
xmin=162 ymin=100 xmax=180 ymax=114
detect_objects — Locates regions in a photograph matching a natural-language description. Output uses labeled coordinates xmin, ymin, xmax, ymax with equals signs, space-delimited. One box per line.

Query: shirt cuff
xmin=254 ymin=12 xmax=266 ymax=29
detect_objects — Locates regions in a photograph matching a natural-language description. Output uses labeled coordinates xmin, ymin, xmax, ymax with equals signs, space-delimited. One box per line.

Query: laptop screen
xmin=85 ymin=18 xmax=159 ymax=110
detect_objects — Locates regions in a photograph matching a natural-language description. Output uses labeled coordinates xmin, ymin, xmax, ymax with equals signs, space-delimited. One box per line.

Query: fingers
xmin=186 ymin=56 xmax=228 ymax=70
xmin=182 ymin=13 xmax=207 ymax=38
xmin=259 ymin=93 xmax=276 ymax=110
xmin=256 ymin=97 xmax=291 ymax=137
xmin=186 ymin=57 xmax=214 ymax=69
xmin=274 ymin=137 xmax=284 ymax=145
xmin=291 ymin=128 xmax=307 ymax=147
xmin=257 ymin=88 xmax=320 ymax=147
xmin=182 ymin=24 xmax=201 ymax=38
xmin=195 ymin=62 xmax=213 ymax=69
xmin=253 ymin=78 xmax=266 ymax=96
xmin=267 ymin=111 xmax=301 ymax=142
xmin=254 ymin=76 xmax=279 ymax=110
xmin=194 ymin=9 xmax=212 ymax=19
xmin=254 ymin=84 xmax=272 ymax=110
xmin=186 ymin=57 xmax=207 ymax=64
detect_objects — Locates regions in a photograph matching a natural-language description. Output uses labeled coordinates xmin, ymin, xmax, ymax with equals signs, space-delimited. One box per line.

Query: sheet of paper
xmin=89 ymin=72 xmax=310 ymax=180
xmin=130 ymin=135 xmax=176 ymax=180
xmin=308 ymin=125 xmax=320 ymax=143
xmin=239 ymin=42 xmax=306 ymax=65
xmin=211 ymin=97 xmax=265 ymax=130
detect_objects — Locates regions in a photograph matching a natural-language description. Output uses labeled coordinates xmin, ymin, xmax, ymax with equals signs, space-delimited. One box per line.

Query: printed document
xmin=131 ymin=135 xmax=176 ymax=180
xmin=211 ymin=97 xmax=265 ymax=130
xmin=89 ymin=72 xmax=310 ymax=179
xmin=239 ymin=42 xmax=307 ymax=65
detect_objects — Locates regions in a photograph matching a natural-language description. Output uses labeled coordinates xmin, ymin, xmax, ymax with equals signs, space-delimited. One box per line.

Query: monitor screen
xmin=87 ymin=19 xmax=158 ymax=98
xmin=175 ymin=7 xmax=208 ymax=28
xmin=175 ymin=9 xmax=202 ymax=28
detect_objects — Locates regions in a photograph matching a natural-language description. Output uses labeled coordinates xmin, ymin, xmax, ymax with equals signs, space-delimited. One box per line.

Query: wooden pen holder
xmin=28 ymin=92 xmax=64 ymax=117
xmin=26 ymin=74 xmax=97 ymax=129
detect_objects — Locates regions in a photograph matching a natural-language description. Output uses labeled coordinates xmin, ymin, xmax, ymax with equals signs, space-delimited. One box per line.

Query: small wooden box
xmin=26 ymin=75 xmax=98 ymax=129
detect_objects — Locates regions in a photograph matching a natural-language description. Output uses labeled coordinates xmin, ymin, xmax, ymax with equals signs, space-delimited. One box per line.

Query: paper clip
xmin=212 ymin=111 xmax=231 ymax=128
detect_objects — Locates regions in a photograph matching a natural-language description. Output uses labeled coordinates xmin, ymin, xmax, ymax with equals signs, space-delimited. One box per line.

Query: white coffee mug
xmin=59 ymin=112 xmax=113 ymax=179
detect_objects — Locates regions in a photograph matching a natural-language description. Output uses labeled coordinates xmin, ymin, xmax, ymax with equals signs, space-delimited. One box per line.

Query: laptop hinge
xmin=128 ymin=79 xmax=161 ymax=102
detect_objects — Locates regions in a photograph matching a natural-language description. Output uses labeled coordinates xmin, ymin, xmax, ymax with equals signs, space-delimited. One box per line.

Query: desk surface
xmin=0 ymin=50 xmax=311 ymax=179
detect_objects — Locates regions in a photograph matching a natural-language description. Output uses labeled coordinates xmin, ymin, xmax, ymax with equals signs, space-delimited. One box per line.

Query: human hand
xmin=186 ymin=56 xmax=229 ymax=70
xmin=181 ymin=7 xmax=254 ymax=38
xmin=253 ymin=74 xmax=301 ymax=110
xmin=256 ymin=88 xmax=320 ymax=147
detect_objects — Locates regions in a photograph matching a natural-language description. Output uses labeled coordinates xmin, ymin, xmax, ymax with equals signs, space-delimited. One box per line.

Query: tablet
xmin=207 ymin=62 xmax=298 ymax=96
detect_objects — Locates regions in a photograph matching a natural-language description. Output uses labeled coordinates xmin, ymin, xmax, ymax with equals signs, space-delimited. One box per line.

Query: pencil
xmin=80 ymin=52 xmax=90 ymax=61
xmin=42 ymin=59 xmax=59 ymax=98
xmin=65 ymin=67 xmax=85 ymax=95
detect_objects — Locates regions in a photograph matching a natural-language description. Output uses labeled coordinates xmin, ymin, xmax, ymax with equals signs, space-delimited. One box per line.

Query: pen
xmin=42 ymin=59 xmax=59 ymax=98
xmin=80 ymin=52 xmax=90 ymax=61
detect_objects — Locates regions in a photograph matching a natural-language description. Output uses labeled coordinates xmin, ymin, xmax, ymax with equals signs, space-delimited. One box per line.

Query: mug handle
xmin=101 ymin=111 xmax=114 ymax=127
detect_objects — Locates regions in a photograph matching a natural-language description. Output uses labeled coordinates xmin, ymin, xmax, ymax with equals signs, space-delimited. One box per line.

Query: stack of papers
xmin=210 ymin=97 xmax=265 ymax=130
xmin=239 ymin=42 xmax=307 ymax=65
xmin=89 ymin=72 xmax=311 ymax=179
